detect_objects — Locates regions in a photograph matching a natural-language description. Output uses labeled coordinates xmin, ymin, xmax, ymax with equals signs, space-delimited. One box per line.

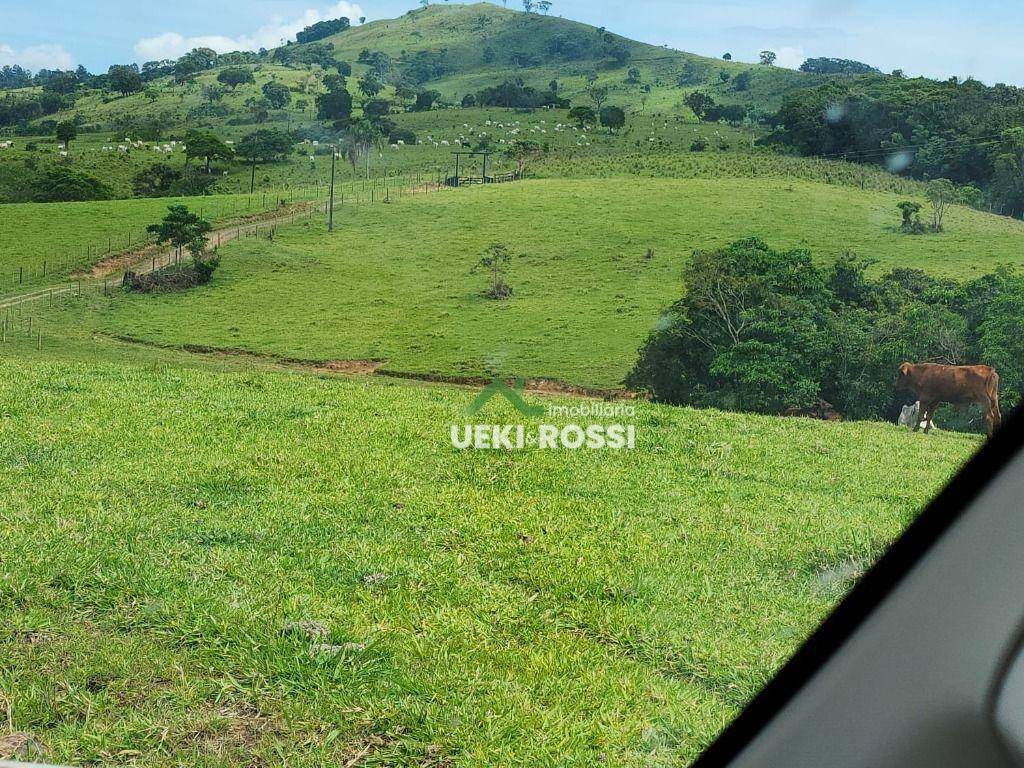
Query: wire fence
xmin=0 ymin=168 xmax=461 ymax=297
xmin=0 ymin=169 xmax=524 ymax=351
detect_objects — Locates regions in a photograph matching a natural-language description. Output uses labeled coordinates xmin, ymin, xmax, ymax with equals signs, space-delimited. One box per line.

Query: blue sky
xmin=2 ymin=0 xmax=1024 ymax=85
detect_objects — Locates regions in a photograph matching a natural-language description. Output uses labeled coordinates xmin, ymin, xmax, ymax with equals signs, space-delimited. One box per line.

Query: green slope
xmin=315 ymin=2 xmax=826 ymax=111
xmin=34 ymin=178 xmax=1024 ymax=389
xmin=0 ymin=356 xmax=976 ymax=767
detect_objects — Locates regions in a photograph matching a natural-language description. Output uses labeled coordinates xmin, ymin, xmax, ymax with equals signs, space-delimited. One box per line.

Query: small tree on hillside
xmin=599 ymin=105 xmax=626 ymax=132
xmin=217 ymin=67 xmax=255 ymax=90
xmin=108 ymin=64 xmax=143 ymax=96
xmin=358 ymin=74 xmax=383 ymax=99
xmin=927 ymin=178 xmax=957 ymax=232
xmin=568 ymin=105 xmax=595 ymax=128
xmin=262 ymin=81 xmax=292 ymax=109
xmin=588 ymin=84 xmax=609 ymax=113
xmin=684 ymin=91 xmax=715 ymax=120
xmin=55 ymin=120 xmax=77 ymax=150
xmin=473 ymin=243 xmax=516 ymax=299
xmin=147 ymin=205 xmax=213 ymax=263
xmin=759 ymin=50 xmax=777 ymax=66
xmin=184 ymin=130 xmax=234 ymax=173
xmin=897 ymin=201 xmax=924 ymax=233
xmin=505 ymin=139 xmax=542 ymax=175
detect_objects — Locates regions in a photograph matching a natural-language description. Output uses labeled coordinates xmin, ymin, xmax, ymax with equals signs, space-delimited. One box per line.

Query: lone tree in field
xmin=474 ymin=243 xmax=516 ymax=300
xmin=505 ymin=139 xmax=542 ymax=175
xmin=148 ymin=205 xmax=213 ymax=264
xmin=56 ymin=120 xmax=77 ymax=151
xmin=261 ymin=81 xmax=292 ymax=109
xmin=759 ymin=50 xmax=777 ymax=66
xmin=568 ymin=105 xmax=596 ymax=128
xmin=184 ymin=130 xmax=234 ymax=173
xmin=588 ymin=84 xmax=610 ymax=113
xmin=599 ymin=105 xmax=626 ymax=132
xmin=897 ymin=200 xmax=924 ymax=233
xmin=107 ymin=64 xmax=143 ymax=96
xmin=685 ymin=91 xmax=715 ymax=120
xmin=217 ymin=67 xmax=255 ymax=90
xmin=927 ymin=178 xmax=957 ymax=232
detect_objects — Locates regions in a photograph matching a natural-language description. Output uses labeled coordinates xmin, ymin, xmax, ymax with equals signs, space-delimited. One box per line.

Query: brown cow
xmin=895 ymin=362 xmax=1002 ymax=437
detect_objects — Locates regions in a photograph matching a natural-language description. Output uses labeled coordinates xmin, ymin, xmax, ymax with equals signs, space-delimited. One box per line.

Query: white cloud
xmin=773 ymin=45 xmax=806 ymax=70
xmin=133 ymin=1 xmax=365 ymax=62
xmin=0 ymin=42 xmax=75 ymax=71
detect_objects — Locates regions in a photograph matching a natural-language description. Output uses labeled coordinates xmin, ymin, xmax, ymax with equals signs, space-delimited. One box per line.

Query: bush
xmin=626 ymin=239 xmax=1024 ymax=428
xmin=31 ymin=166 xmax=114 ymax=202
xmin=388 ymin=128 xmax=417 ymax=145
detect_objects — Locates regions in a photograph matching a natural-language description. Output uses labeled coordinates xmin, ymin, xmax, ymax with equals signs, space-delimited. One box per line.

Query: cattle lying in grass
xmin=896 ymin=363 xmax=1001 ymax=437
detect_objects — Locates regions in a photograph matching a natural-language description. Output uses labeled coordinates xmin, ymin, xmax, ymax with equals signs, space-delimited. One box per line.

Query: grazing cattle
xmin=895 ymin=362 xmax=1001 ymax=437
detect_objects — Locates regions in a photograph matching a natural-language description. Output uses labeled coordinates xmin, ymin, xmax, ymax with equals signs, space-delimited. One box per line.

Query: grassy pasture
xmin=0 ymin=356 xmax=977 ymax=766
xmin=64 ymin=177 xmax=1024 ymax=389
xmin=0 ymin=191 xmax=323 ymax=295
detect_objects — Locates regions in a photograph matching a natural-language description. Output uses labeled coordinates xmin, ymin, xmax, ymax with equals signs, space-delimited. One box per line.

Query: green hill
xmin=26 ymin=178 xmax=1024 ymax=389
xmin=308 ymin=2 xmax=824 ymax=111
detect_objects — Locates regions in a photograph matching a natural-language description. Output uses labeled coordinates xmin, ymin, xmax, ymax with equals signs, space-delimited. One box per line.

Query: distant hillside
xmin=292 ymin=2 xmax=828 ymax=113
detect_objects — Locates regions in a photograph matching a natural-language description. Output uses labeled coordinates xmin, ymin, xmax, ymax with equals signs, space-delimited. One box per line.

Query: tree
xmin=897 ymin=201 xmax=923 ymax=232
xmin=461 ymin=93 xmax=477 ymax=108
xmin=295 ymin=17 xmax=350 ymax=43
xmin=55 ymin=120 xmax=77 ymax=150
xmin=800 ymin=57 xmax=880 ymax=76
xmin=759 ymin=50 xmax=777 ymax=66
xmin=722 ymin=52 xmax=732 ymax=60
xmin=734 ymin=71 xmax=752 ymax=91
xmin=358 ymin=74 xmax=383 ymax=99
xmin=261 ymin=81 xmax=292 ymax=109
xmin=316 ymin=89 xmax=353 ymax=124
xmin=473 ymin=243 xmax=516 ymax=299
xmin=147 ymin=205 xmax=213 ymax=263
xmin=363 ymin=99 xmax=392 ymax=120
xmin=413 ymin=89 xmax=441 ymax=111
xmin=588 ymin=84 xmax=609 ymax=112
xmin=568 ymin=105 xmax=595 ymax=128
xmin=927 ymin=178 xmax=957 ymax=232
xmin=32 ymin=166 xmax=113 ymax=202
xmin=174 ymin=48 xmax=217 ymax=82
xmin=218 ymin=67 xmax=255 ymax=90
xmin=184 ymin=130 xmax=234 ymax=173
xmin=537 ymin=0 xmax=552 ymax=12
xmin=599 ymin=105 xmax=626 ymax=132
xmin=201 ymin=84 xmax=226 ymax=103
xmin=505 ymin=139 xmax=542 ymax=175
xmin=522 ymin=0 xmax=535 ymax=11
xmin=323 ymin=73 xmax=347 ymax=93
xmin=238 ymin=129 xmax=293 ymax=162
xmin=107 ymin=64 xmax=143 ymax=96
xmin=245 ymin=97 xmax=271 ymax=123
xmin=343 ymin=117 xmax=381 ymax=177
xmin=684 ymin=91 xmax=715 ymax=120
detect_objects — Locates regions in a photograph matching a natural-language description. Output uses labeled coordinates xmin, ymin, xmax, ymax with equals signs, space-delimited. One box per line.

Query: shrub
xmin=626 ymin=238 xmax=1024 ymax=427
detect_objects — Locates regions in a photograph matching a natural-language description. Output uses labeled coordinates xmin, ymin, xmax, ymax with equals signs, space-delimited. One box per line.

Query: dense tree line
xmin=768 ymin=75 xmax=1024 ymax=216
xmin=627 ymin=238 xmax=1024 ymax=429
xmin=295 ymin=17 xmax=350 ymax=44
xmin=798 ymin=58 xmax=880 ymax=76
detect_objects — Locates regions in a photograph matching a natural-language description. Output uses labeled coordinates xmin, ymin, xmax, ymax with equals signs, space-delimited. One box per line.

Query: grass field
xmin=0 ymin=190 xmax=323 ymax=294
xmin=0 ymin=356 xmax=978 ymax=766
xmin=49 ymin=177 xmax=1024 ymax=389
